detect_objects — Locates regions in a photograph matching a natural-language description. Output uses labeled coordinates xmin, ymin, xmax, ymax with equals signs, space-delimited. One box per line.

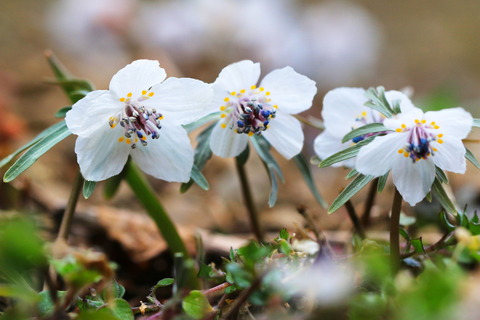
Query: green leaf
xmin=473 ymin=118 xmax=480 ymax=128
xmin=38 ymin=291 xmax=67 ymax=316
xmin=411 ymin=238 xmax=426 ymax=254
xmin=293 ymin=153 xmax=327 ymax=208
xmin=77 ymin=308 xmax=118 ymax=320
xmin=319 ymin=136 xmax=375 ymax=168
xmin=110 ymin=298 xmax=134 ymax=320
xmin=432 ymin=178 xmax=457 ymax=215
xmin=440 ymin=211 xmax=456 ymax=232
xmin=341 ymin=123 xmax=391 ymax=143
xmin=156 ymin=278 xmax=174 ymax=287
xmin=236 ymin=144 xmax=250 ymax=166
xmin=55 ymin=106 xmax=72 ymax=118
xmin=183 ymin=112 xmax=220 ymax=133
xmin=328 ymin=174 xmax=375 ymax=214
xmin=435 ymin=166 xmax=449 ymax=184
xmin=182 ymin=290 xmax=213 ymax=320
xmin=4 ymin=121 xmax=71 ymax=182
xmin=377 ymin=173 xmax=388 ymax=193
xmin=346 ymin=168 xmax=359 ymax=179
xmin=0 ymin=120 xmax=67 ymax=169
xmin=466 ymin=148 xmax=480 ymax=169
xmin=83 ymin=180 xmax=96 ymax=199
xmin=399 ymin=228 xmax=410 ymax=240
xmin=364 ymin=86 xmax=394 ymax=118
xmin=279 ymin=228 xmax=289 ymax=241
xmin=190 ymin=165 xmax=209 ymax=191
xmin=104 ymin=172 xmax=125 ymax=200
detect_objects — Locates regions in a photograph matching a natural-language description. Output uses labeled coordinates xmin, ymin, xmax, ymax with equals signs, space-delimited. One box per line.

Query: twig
xmin=401 ymin=232 xmax=455 ymax=259
xmin=203 ymin=282 xmax=232 ymax=297
xmin=221 ymin=276 xmax=263 ymax=320
xmin=344 ymin=200 xmax=366 ymax=239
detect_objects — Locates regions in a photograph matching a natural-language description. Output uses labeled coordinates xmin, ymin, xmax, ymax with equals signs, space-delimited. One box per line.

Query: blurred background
xmin=2 ymin=0 xmax=480 ymax=290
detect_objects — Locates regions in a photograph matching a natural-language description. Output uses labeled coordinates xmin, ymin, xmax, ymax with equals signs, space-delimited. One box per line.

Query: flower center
xmin=109 ymin=90 xmax=163 ymax=149
xmin=396 ymin=119 xmax=443 ymax=162
xmin=219 ymin=86 xmax=277 ymax=136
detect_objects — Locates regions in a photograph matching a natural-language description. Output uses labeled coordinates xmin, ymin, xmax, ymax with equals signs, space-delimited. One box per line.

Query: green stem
xmin=390 ymin=189 xmax=403 ymax=274
xmin=124 ymin=162 xmax=199 ymax=289
xmin=345 ymin=200 xmax=366 ymax=239
xmin=235 ymin=159 xmax=264 ymax=242
xmin=58 ymin=170 xmax=84 ymax=241
xmin=361 ymin=178 xmax=378 ymax=227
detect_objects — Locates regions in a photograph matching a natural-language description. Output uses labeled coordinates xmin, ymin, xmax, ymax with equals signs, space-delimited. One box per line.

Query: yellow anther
xmin=224 ymin=97 xmax=230 ymax=102
xmin=230 ymin=91 xmax=236 ymax=96
xmin=220 ymin=106 xmax=226 ymax=111
xmin=248 ymin=132 xmax=254 ymax=136
xmin=111 ymin=124 xmax=116 ymax=128
xmin=396 ymin=128 xmax=402 ymax=132
xmin=421 ymin=119 xmax=426 ymax=124
xmin=404 ymin=152 xmax=409 ymax=157
xmin=119 ymin=97 xmax=126 ymax=102
xmin=398 ymin=149 xmax=404 ymax=154
xmin=240 ymin=89 xmax=246 ymax=93
xmin=437 ymin=139 xmax=444 ymax=144
xmin=437 ymin=133 xmax=444 ymax=138
xmin=141 ymin=136 xmax=147 ymax=141
xmin=267 ymin=99 xmax=272 ymax=102
xmin=148 ymin=92 xmax=154 ymax=97
xmin=126 ymin=138 xmax=131 ymax=144
xmin=118 ymin=137 xmax=124 ymax=142
xmin=434 ymin=125 xmax=440 ymax=129
xmin=159 ymin=115 xmax=164 ymax=120
xmin=401 ymin=124 xmax=406 ymax=128
xmin=266 ymin=91 xmax=271 ymax=96
xmin=250 ymin=85 xmax=256 ymax=90
xmin=142 ymin=90 xmax=147 ymax=95
xmin=433 ymin=148 xmax=438 ymax=152
xmin=135 ymin=138 xmax=139 ymax=143
xmin=273 ymin=105 xmax=278 ymax=109
xmin=259 ymin=87 xmax=265 ymax=91
xmin=220 ymin=114 xmax=226 ymax=118
xmin=361 ymin=111 xmax=367 ymax=117
xmin=414 ymin=119 xmax=420 ymax=124
xmin=221 ymin=123 xmax=227 ymax=129
xmin=431 ymin=121 xmax=436 ymax=125
xmin=127 ymin=92 xmax=133 ymax=97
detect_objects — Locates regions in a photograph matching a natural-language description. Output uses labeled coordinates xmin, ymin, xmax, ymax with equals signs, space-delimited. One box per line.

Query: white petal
xmin=385 ymin=90 xmax=417 ymax=112
xmin=356 ymin=132 xmax=409 ymax=177
xmin=147 ymin=77 xmax=214 ymax=125
xmin=66 ymin=90 xmax=123 ymax=137
xmin=383 ymin=107 xmax=424 ymax=131
xmin=214 ymin=60 xmax=260 ymax=92
xmin=130 ymin=122 xmax=193 ymax=182
xmin=431 ymin=138 xmax=467 ymax=173
xmin=260 ymin=66 xmax=317 ymax=114
xmin=109 ymin=60 xmax=167 ymax=99
xmin=313 ymin=131 xmax=355 ymax=168
xmin=391 ymin=156 xmax=436 ymax=206
xmin=424 ymin=107 xmax=473 ymax=139
xmin=75 ymin=126 xmax=130 ymax=181
xmin=321 ymin=87 xmax=369 ymax=135
xmin=262 ymin=113 xmax=303 ymax=159
xmin=209 ymin=121 xmax=249 ymax=158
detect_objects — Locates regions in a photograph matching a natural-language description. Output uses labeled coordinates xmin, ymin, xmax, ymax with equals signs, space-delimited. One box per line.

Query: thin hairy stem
xmin=345 ymin=200 xmax=366 ymax=239
xmin=361 ymin=178 xmax=378 ymax=227
xmin=390 ymin=189 xmax=403 ymax=274
xmin=57 ymin=171 xmax=84 ymax=241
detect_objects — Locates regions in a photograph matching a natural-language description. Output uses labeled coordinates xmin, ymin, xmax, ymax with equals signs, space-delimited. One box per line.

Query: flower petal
xmin=383 ymin=107 xmax=423 ymax=131
xmin=75 ymin=126 xmax=130 ymax=181
xmin=424 ymin=107 xmax=473 ymax=139
xmin=321 ymin=87 xmax=369 ymax=135
xmin=431 ymin=138 xmax=467 ymax=173
xmin=314 ymin=131 xmax=355 ymax=168
xmin=147 ymin=77 xmax=213 ymax=125
xmin=109 ymin=60 xmax=167 ymax=99
xmin=209 ymin=121 xmax=249 ymax=158
xmin=66 ymin=90 xmax=123 ymax=137
xmin=262 ymin=113 xmax=303 ymax=159
xmin=260 ymin=66 xmax=317 ymax=114
xmin=356 ymin=132 xmax=409 ymax=177
xmin=391 ymin=156 xmax=436 ymax=206
xmin=130 ymin=122 xmax=193 ymax=182
xmin=214 ymin=60 xmax=260 ymax=92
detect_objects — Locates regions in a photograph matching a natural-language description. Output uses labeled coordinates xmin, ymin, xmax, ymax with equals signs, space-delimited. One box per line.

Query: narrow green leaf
xmin=391 ymin=99 xmax=402 ymax=114
xmin=319 ymin=136 xmax=374 ymax=168
xmin=440 ymin=211 xmax=456 ymax=231
xmin=435 ymin=166 xmax=449 ymax=184
xmin=341 ymin=123 xmax=391 ymax=143
xmin=399 ymin=227 xmax=410 ymax=240
xmin=328 ymin=174 xmax=375 ymax=214
xmin=55 ymin=106 xmax=72 ymax=118
xmin=346 ymin=168 xmax=359 ymax=180
xmin=104 ymin=172 xmax=125 ymax=200
xmin=411 ymin=238 xmax=426 ymax=254
xmin=0 ymin=120 xmax=67 ymax=168
xmin=432 ymin=178 xmax=457 ymax=215
xmin=236 ymin=145 xmax=250 ymax=166
xmin=190 ymin=165 xmax=209 ymax=191
xmin=466 ymin=148 xmax=480 ymax=169
xmin=473 ymin=118 xmax=480 ymax=128
xmin=425 ymin=192 xmax=433 ymax=202
xmin=4 ymin=122 xmax=71 ymax=182
xmin=183 ymin=112 xmax=220 ymax=133
xmin=182 ymin=290 xmax=213 ymax=320
xmin=377 ymin=172 xmax=389 ymax=193
xmin=293 ymin=153 xmax=327 ymax=208
xmin=156 ymin=278 xmax=174 ymax=287
xmin=264 ymin=162 xmax=279 ymax=207
xmin=83 ymin=180 xmax=96 ymax=199
xmin=364 ymin=87 xmax=394 ymax=118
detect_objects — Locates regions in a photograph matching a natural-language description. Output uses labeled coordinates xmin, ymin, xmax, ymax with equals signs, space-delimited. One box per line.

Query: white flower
xmin=314 ymin=87 xmax=416 ymax=167
xmin=356 ymin=107 xmax=473 ymax=205
xmin=65 ymin=59 xmax=213 ymax=182
xmin=209 ymin=60 xmax=316 ymax=159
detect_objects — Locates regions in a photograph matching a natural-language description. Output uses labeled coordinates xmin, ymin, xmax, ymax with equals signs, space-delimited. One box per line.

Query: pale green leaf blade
xmin=432 ymin=178 xmax=457 ymax=215
xmin=328 ymin=174 xmax=375 ymax=214
xmin=466 ymin=147 xmax=480 ymax=169
xmin=83 ymin=180 xmax=96 ymax=199
xmin=293 ymin=153 xmax=327 ymax=208
xmin=341 ymin=123 xmax=391 ymax=143
xmin=319 ymin=136 xmax=374 ymax=168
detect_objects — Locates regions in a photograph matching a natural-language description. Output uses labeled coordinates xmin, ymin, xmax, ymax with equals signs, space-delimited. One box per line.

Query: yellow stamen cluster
xmin=119 ymin=90 xmax=155 ymax=102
